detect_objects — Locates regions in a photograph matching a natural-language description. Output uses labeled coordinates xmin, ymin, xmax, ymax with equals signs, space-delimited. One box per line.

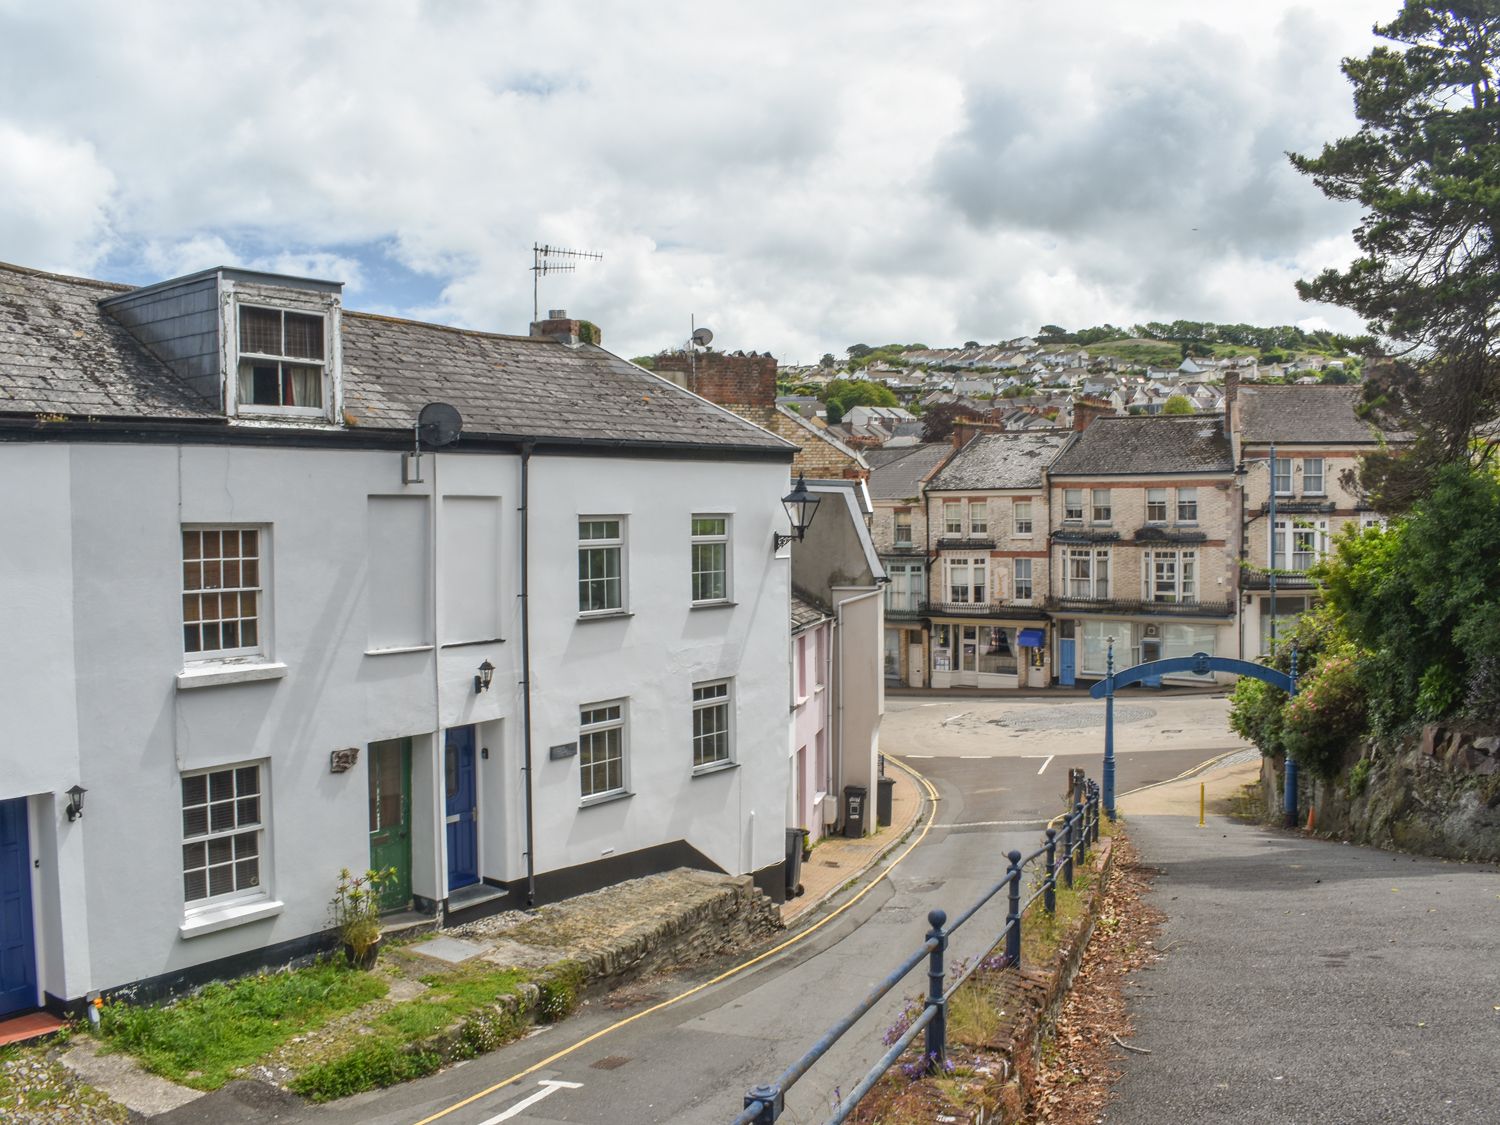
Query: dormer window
xmin=236 ymin=305 xmax=326 ymax=413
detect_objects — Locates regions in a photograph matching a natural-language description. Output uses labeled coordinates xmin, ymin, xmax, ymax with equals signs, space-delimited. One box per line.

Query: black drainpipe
xmin=519 ymin=441 xmax=537 ymax=905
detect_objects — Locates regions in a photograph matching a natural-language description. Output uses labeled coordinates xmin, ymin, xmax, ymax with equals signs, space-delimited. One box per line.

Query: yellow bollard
xmin=1198 ymin=781 xmax=1205 ymax=827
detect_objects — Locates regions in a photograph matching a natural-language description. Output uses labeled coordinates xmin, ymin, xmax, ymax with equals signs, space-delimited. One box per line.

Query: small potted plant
xmin=330 ymin=867 xmax=394 ymax=970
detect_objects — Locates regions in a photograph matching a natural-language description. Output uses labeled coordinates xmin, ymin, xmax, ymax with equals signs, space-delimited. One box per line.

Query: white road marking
xmin=941 ymin=714 xmax=967 ymax=725
xmin=1036 ymin=755 xmax=1055 ymax=775
xmin=905 ymin=754 xmax=934 ymax=758
xmin=479 ymin=1079 xmax=583 ymax=1124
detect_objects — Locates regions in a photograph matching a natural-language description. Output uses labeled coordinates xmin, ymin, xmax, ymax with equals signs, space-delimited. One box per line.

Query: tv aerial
xmin=403 ymin=402 xmax=463 ymax=483
xmin=687 ymin=317 xmax=714 ymax=383
xmin=531 ymin=243 xmax=603 ymax=323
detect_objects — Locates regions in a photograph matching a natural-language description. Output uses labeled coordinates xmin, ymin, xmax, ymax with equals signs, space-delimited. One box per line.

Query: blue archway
xmin=1088 ymin=650 xmax=1298 ymax=824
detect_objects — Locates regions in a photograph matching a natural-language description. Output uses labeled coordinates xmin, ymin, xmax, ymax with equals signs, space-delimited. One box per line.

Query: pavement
xmin=782 ymin=757 xmax=925 ymax=925
xmin=1107 ymin=782 xmax=1500 ymax=1124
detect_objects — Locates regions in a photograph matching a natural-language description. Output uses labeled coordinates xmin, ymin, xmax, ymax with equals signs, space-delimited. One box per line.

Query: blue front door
xmin=444 ymin=727 xmax=479 ymax=891
xmin=0 ymin=798 xmax=38 ymax=1016
xmin=1059 ymin=639 xmax=1076 ymax=687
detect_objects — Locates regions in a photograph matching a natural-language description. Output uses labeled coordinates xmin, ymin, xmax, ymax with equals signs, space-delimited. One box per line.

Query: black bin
xmin=877 ymin=776 xmax=895 ymax=827
xmin=843 ymin=785 xmax=868 ymax=839
xmin=784 ymin=828 xmax=804 ymax=898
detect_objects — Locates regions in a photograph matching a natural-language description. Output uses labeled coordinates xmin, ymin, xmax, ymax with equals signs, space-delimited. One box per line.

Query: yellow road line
xmin=409 ymin=757 xmax=942 ymax=1125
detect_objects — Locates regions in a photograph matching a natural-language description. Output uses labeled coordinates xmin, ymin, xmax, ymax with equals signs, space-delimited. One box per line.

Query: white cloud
xmin=0 ymin=120 xmax=115 ymax=274
xmin=0 ymin=0 xmax=1393 ymax=359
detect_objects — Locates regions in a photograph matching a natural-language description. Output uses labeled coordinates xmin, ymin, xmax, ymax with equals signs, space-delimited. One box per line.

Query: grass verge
xmin=98 ymin=958 xmax=387 ymax=1091
xmin=289 ymin=960 xmax=582 ymax=1102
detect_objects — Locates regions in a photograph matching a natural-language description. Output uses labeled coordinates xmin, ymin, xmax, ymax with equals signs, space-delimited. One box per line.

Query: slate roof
xmin=928 ymin=430 xmax=1070 ymax=490
xmin=0 ymin=260 xmax=794 ymax=453
xmin=1050 ymin=414 xmax=1233 ymax=476
xmin=0 ymin=262 xmax=219 ymax=419
xmin=865 ymin=443 xmax=952 ymax=500
xmin=791 ymin=592 xmax=830 ymax=633
xmin=1236 ymin=384 xmax=1385 ymax=445
xmin=339 ymin=313 xmax=791 ymax=450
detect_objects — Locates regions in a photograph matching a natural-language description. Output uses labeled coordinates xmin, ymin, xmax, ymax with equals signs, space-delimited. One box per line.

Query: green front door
xmin=368 ymin=738 xmax=412 ymax=911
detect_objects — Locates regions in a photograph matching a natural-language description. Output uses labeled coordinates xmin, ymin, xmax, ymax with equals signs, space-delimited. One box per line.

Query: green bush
xmin=291 ymin=1041 xmax=441 ymax=1102
xmin=1282 ymin=649 xmax=1367 ymax=779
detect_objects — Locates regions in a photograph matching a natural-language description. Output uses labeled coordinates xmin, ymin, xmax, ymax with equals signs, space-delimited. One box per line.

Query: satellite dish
xmin=417 ymin=402 xmax=463 ymax=447
xmin=691 ymin=327 xmax=714 ymax=347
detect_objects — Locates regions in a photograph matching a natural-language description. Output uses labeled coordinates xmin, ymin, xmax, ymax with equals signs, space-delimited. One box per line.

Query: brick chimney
xmin=652 ymin=350 xmax=778 ymax=417
xmin=530 ymin=308 xmax=600 ymax=347
xmin=1072 ymin=396 xmax=1112 ymax=432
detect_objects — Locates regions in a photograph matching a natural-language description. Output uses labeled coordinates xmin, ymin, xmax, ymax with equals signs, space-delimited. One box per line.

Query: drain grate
xmin=591 ymin=1055 xmax=631 ymax=1070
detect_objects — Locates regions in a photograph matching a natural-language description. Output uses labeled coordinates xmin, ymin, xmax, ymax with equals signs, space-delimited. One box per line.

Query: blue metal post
xmin=743 ymin=1084 xmax=782 ymax=1123
xmin=1103 ymin=638 xmax=1117 ymax=820
xmin=1004 ymin=850 xmax=1023 ymax=968
xmin=1044 ymin=829 xmax=1057 ymax=914
xmin=1284 ymin=641 xmax=1300 ymax=829
xmin=925 ymin=908 xmax=947 ymax=1069
xmin=1062 ymin=809 xmax=1075 ymax=888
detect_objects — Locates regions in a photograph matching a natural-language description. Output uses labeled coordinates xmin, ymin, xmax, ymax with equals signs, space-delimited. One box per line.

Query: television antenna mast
xmin=530 ymin=243 xmax=602 ymax=323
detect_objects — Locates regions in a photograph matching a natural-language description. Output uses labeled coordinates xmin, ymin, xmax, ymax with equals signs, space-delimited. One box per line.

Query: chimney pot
xmin=548 ymin=309 xmax=567 ymax=319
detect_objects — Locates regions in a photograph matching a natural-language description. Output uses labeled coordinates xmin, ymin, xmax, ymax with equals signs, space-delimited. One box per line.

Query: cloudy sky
xmin=1 ymin=1 xmax=1397 ymax=361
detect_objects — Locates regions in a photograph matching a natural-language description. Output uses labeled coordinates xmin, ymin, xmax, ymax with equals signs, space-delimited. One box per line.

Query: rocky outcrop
xmin=1270 ymin=725 xmax=1500 ymax=862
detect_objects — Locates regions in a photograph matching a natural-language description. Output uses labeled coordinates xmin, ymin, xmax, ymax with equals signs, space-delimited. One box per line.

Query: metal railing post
xmin=743 ymin=1084 xmax=782 ymax=1123
xmin=1004 ymin=850 xmax=1023 ymax=969
xmin=1044 ymin=828 xmax=1057 ymax=915
xmin=925 ymin=909 xmax=947 ymax=1070
xmin=1063 ymin=808 xmax=1075 ymax=888
xmin=1093 ymin=789 xmax=1102 ymax=843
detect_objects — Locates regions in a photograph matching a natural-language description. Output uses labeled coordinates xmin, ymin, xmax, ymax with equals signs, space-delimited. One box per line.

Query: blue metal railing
xmin=733 ymin=779 xmax=1103 ymax=1125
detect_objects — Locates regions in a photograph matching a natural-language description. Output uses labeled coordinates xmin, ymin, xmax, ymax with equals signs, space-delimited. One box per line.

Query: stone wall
xmin=1265 ymin=725 xmax=1500 ymax=862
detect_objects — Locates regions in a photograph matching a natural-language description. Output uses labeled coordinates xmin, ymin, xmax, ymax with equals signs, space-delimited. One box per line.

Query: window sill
xmin=692 ymin=760 xmax=739 ymax=778
xmin=579 ymin=789 xmax=633 ymax=809
xmin=176 ymin=662 xmax=287 ymax=690
xmin=179 ymin=897 xmax=283 ymax=939
xmin=364 ymin=644 xmax=433 ymax=657
xmin=690 ymin=600 xmax=737 ymax=611
xmin=441 ymin=638 xmax=505 ymax=649
xmin=577 ymin=611 xmax=633 ymax=623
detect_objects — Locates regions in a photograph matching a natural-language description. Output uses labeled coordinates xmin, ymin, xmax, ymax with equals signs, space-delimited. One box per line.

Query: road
xmin=186 ymin=691 xmax=1243 ymax=1125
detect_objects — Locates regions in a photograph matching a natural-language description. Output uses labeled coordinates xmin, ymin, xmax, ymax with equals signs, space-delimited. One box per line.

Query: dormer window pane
xmin=284 ymin=313 xmax=325 ymax=360
xmin=239 ymin=307 xmax=281 ymax=355
xmin=236 ymin=305 xmax=326 ymax=410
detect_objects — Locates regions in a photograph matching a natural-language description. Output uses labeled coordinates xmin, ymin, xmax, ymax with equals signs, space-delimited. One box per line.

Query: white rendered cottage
xmin=0 ymin=261 xmax=796 ymax=1014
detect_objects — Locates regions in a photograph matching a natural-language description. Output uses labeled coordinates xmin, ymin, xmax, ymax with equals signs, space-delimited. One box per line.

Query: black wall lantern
xmin=474 ymin=659 xmax=495 ymax=694
xmin=65 ymin=784 xmax=87 ymax=822
xmin=774 ymin=473 xmax=822 ymax=551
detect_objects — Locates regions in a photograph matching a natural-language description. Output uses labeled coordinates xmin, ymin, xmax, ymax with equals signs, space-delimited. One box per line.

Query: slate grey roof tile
xmin=0 ymin=261 xmax=793 ymax=453
xmin=865 ymin=442 xmax=954 ymax=499
xmin=929 ymin=430 xmax=1071 ymax=490
xmin=1237 ymin=384 xmax=1388 ymax=444
xmin=1050 ymin=414 xmax=1232 ymax=476
xmin=0 ymin=262 xmax=217 ymax=419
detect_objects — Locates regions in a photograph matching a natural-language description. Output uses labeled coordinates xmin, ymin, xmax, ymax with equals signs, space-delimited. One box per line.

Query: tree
xmin=1162 ymin=394 xmax=1195 ymax=414
xmin=825 ymin=400 xmax=844 ymax=425
xmin=1290 ymin=2 xmax=1500 ymax=506
xmin=963 ymin=340 xmax=981 ymax=349
xmin=846 ymin=343 xmax=873 ymax=359
xmin=819 ymin=353 xmax=836 ymax=369
xmin=920 ymin=402 xmax=976 ymax=442
xmin=822 ymin=378 xmax=898 ymax=414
